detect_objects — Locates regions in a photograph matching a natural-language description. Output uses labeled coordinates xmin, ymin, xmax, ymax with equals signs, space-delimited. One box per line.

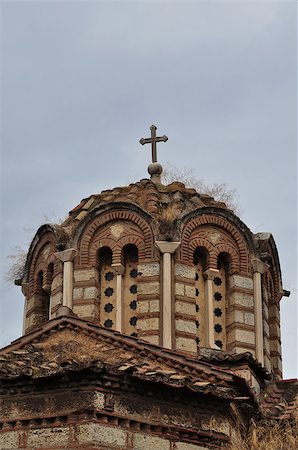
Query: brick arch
xmin=214 ymin=245 xmax=240 ymax=274
xmin=78 ymin=209 xmax=154 ymax=266
xmin=188 ymin=238 xmax=215 ymax=263
xmin=28 ymin=235 xmax=58 ymax=297
xmin=113 ymin=236 xmax=145 ymax=265
xmin=180 ymin=215 xmax=250 ymax=273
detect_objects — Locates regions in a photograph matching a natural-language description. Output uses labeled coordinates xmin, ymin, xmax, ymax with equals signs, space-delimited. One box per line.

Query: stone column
xmin=55 ymin=249 xmax=77 ymax=310
xmin=252 ymin=258 xmax=269 ymax=365
xmin=112 ymin=264 xmax=125 ymax=333
xmin=155 ymin=241 xmax=180 ymax=349
xmin=203 ymin=268 xmax=220 ymax=348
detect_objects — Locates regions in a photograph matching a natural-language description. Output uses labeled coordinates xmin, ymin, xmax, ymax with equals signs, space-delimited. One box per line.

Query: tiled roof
xmin=62 ymin=178 xmax=228 ymax=227
xmin=261 ymin=379 xmax=298 ymax=420
xmin=0 ymin=316 xmax=252 ymax=402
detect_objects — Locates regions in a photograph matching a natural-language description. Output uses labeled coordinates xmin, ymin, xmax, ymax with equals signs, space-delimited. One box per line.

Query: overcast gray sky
xmin=1 ymin=1 xmax=297 ymax=377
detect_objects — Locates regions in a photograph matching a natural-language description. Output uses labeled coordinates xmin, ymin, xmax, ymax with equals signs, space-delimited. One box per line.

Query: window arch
xmin=122 ymin=244 xmax=139 ymax=336
xmin=98 ymin=247 xmax=116 ymax=330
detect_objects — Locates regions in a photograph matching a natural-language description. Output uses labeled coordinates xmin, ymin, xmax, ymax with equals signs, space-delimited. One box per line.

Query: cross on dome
xmin=139 ymin=125 xmax=168 ymax=183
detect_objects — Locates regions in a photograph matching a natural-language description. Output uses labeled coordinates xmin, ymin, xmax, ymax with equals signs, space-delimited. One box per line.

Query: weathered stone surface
xmin=230 ymin=275 xmax=253 ymax=290
xmin=51 ymin=273 xmax=63 ymax=290
xmin=94 ymin=391 xmax=105 ymax=409
xmin=143 ymin=335 xmax=159 ymax=345
xmin=138 ymin=263 xmax=160 ymax=277
xmin=134 ymin=433 xmax=171 ymax=450
xmin=244 ymin=312 xmax=255 ymax=325
xmin=175 ymin=283 xmax=184 ymax=296
xmin=176 ymin=301 xmax=196 ymax=316
xmin=185 ymin=285 xmax=195 ymax=298
xmin=175 ymin=442 xmax=207 ymax=450
xmin=74 ymin=269 xmax=96 ymax=282
xmin=149 ymin=299 xmax=159 ymax=312
xmin=176 ymin=336 xmax=197 ymax=353
xmin=176 ymin=319 xmax=196 ymax=334
xmin=73 ymin=287 xmax=83 ymax=300
xmin=84 ymin=286 xmax=97 ymax=299
xmin=138 ymin=300 xmax=149 ymax=313
xmin=175 ymin=264 xmax=195 ymax=279
xmin=79 ymin=423 xmax=126 ymax=446
xmin=0 ymin=430 xmax=19 ymax=448
xmin=236 ymin=329 xmax=255 ymax=345
xmin=139 ymin=282 xmax=159 ymax=295
xmin=50 ymin=291 xmax=62 ymax=308
xmin=138 ymin=317 xmax=159 ymax=331
xmin=73 ymin=304 xmax=95 ymax=318
xmin=27 ymin=427 xmax=69 ymax=446
xmin=230 ymin=292 xmax=254 ymax=308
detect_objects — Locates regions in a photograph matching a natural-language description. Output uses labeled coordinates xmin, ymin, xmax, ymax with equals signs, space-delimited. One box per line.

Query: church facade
xmin=1 ymin=127 xmax=297 ymax=449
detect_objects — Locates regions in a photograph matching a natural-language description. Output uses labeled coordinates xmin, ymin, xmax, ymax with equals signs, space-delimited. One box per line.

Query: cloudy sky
xmin=1 ymin=1 xmax=297 ymax=377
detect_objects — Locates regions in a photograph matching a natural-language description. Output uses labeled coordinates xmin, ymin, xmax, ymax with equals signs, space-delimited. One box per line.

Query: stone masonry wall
xmin=227 ymin=275 xmax=256 ymax=357
xmin=137 ymin=262 xmax=160 ymax=345
xmin=174 ymin=263 xmax=197 ymax=354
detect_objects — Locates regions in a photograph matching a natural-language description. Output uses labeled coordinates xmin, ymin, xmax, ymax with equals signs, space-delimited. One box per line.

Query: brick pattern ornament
xmin=194 ymin=259 xmax=206 ymax=347
xmin=213 ymin=265 xmax=226 ymax=350
xmin=98 ymin=249 xmax=116 ymax=330
xmin=123 ymin=245 xmax=138 ymax=336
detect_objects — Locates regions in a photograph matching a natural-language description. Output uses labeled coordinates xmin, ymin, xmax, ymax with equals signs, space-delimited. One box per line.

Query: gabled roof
xmin=0 ymin=316 xmax=253 ymax=402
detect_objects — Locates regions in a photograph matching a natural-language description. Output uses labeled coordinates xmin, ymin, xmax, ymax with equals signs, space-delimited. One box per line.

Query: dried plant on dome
xmin=6 ymin=246 xmax=27 ymax=284
xmin=162 ymin=163 xmax=240 ymax=215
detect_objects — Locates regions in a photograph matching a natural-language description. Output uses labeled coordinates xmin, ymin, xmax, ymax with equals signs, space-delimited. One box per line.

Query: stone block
xmin=134 ymin=433 xmax=170 ymax=450
xmin=201 ymin=417 xmax=230 ymax=435
xmin=176 ymin=301 xmax=196 ymax=316
xmin=263 ymin=321 xmax=269 ymax=336
xmin=185 ymin=285 xmax=195 ymax=298
xmin=73 ymin=304 xmax=95 ymax=318
xmin=176 ymin=336 xmax=197 ymax=353
xmin=27 ymin=427 xmax=69 ymax=446
xmin=138 ymin=263 xmax=160 ymax=277
xmin=73 ymin=287 xmax=83 ymax=300
xmin=176 ymin=319 xmax=196 ymax=334
xmin=175 ymin=283 xmax=185 ymax=296
xmin=94 ymin=391 xmax=105 ymax=409
xmin=74 ymin=268 xmax=96 ymax=282
xmin=139 ymin=282 xmax=159 ymax=295
xmin=138 ymin=317 xmax=159 ymax=331
xmin=235 ymin=310 xmax=244 ymax=323
xmin=230 ymin=292 xmax=253 ymax=308
xmin=84 ymin=286 xmax=98 ymax=299
xmin=50 ymin=291 xmax=62 ymax=308
xmin=143 ymin=335 xmax=159 ymax=345
xmin=175 ymin=264 xmax=195 ymax=279
xmin=244 ymin=312 xmax=255 ymax=325
xmin=52 ymin=273 xmax=62 ymax=290
xmin=235 ymin=329 xmax=255 ymax=345
xmin=138 ymin=301 xmax=149 ymax=313
xmin=0 ymin=430 xmax=19 ymax=448
xmin=230 ymin=275 xmax=253 ymax=290
xmin=149 ymin=299 xmax=159 ymax=312
xmin=175 ymin=443 xmax=206 ymax=450
xmin=79 ymin=423 xmax=126 ymax=446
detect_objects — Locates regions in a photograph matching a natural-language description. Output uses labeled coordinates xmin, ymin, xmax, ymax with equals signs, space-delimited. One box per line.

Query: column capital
xmin=252 ymin=258 xmax=269 ymax=274
xmin=155 ymin=241 xmax=180 ymax=254
xmin=112 ymin=263 xmax=125 ymax=276
xmin=203 ymin=268 xmax=219 ymax=281
xmin=54 ymin=248 xmax=77 ymax=263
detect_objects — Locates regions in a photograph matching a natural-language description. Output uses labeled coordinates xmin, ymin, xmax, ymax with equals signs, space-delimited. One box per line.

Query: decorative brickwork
xmin=77 ymin=209 xmax=155 ymax=266
xmin=180 ymin=214 xmax=251 ymax=274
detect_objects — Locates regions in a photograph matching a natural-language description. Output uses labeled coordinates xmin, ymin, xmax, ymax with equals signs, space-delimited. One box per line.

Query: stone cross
xmin=139 ymin=125 xmax=168 ymax=163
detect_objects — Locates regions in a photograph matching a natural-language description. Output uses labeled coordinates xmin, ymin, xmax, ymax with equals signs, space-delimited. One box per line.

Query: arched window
xmin=123 ymin=244 xmax=138 ymax=336
xmin=98 ymin=247 xmax=116 ymax=330
xmin=37 ymin=270 xmax=50 ymax=324
xmin=213 ymin=253 xmax=230 ymax=350
xmin=193 ymin=247 xmax=208 ymax=347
